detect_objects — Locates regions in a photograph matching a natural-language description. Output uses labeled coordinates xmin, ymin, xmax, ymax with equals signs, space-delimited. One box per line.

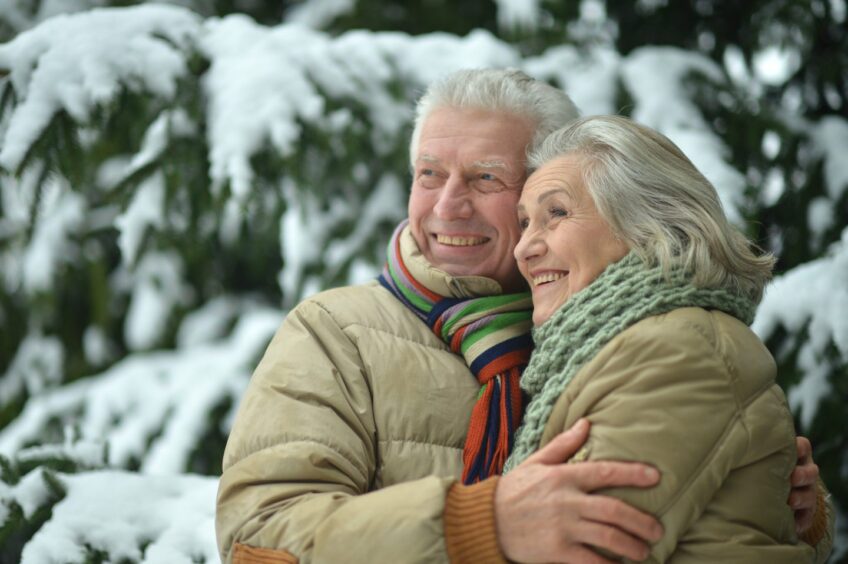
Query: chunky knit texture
xmin=504 ymin=252 xmax=757 ymax=471
xmin=379 ymin=221 xmax=534 ymax=483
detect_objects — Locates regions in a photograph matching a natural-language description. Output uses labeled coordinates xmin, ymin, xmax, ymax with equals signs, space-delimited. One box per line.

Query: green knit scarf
xmin=504 ymin=252 xmax=757 ymax=471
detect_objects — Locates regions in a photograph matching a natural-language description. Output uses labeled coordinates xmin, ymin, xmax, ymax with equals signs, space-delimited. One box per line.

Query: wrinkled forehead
xmin=519 ymin=155 xmax=584 ymax=204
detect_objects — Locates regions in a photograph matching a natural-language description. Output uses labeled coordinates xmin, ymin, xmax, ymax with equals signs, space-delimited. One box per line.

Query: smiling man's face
xmin=407 ymin=106 xmax=534 ymax=292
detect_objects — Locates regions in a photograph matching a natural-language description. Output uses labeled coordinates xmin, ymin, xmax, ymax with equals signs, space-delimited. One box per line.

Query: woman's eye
xmin=518 ymin=217 xmax=529 ymax=231
xmin=549 ymin=206 xmax=568 ymax=218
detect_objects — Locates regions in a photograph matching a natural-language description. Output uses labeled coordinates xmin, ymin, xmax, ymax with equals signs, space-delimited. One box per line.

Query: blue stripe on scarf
xmin=469 ymin=333 xmax=534 ymax=376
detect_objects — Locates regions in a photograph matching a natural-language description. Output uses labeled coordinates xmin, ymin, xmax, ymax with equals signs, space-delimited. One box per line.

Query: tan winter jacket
xmin=533 ymin=306 xmax=832 ymax=563
xmin=216 ymin=228 xmax=506 ymax=563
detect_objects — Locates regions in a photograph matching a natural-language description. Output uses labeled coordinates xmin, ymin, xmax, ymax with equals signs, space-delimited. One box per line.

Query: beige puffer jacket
xmin=532 ymin=306 xmax=831 ymax=563
xmin=216 ymin=228 xmax=505 ymax=563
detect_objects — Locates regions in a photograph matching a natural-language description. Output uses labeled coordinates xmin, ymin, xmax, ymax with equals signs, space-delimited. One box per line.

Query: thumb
xmin=524 ymin=418 xmax=590 ymax=466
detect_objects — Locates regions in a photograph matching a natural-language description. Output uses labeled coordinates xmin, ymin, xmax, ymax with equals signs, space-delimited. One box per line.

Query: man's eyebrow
xmin=472 ymin=159 xmax=508 ymax=170
xmin=417 ymin=154 xmax=440 ymax=164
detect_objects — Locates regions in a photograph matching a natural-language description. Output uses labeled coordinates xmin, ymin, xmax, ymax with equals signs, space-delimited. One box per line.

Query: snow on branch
xmin=620 ymin=47 xmax=747 ymax=226
xmin=19 ymin=470 xmax=218 ymax=564
xmin=0 ymin=4 xmax=201 ymax=172
xmin=753 ymin=227 xmax=848 ymax=427
xmin=0 ymin=304 xmax=281 ymax=474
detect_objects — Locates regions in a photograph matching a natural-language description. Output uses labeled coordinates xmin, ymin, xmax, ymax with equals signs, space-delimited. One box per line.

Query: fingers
xmin=794 ymin=508 xmax=814 ymax=535
xmin=579 ymin=495 xmax=664 ymax=544
xmin=795 ymin=436 xmax=812 ymax=463
xmin=788 ymin=485 xmax=816 ymax=511
xmin=567 ymin=460 xmax=660 ymax=492
xmin=558 ymin=545 xmax=616 ymax=564
xmin=574 ymin=521 xmax=651 ymax=562
xmin=526 ymin=418 xmax=591 ymax=465
xmin=790 ymin=463 xmax=819 ymax=489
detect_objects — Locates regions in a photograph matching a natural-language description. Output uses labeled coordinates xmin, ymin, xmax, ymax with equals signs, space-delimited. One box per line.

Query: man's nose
xmin=433 ymin=175 xmax=473 ymax=220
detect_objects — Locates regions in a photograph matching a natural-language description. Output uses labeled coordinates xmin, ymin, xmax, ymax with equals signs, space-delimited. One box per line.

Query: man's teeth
xmin=436 ymin=234 xmax=487 ymax=246
xmin=533 ymin=272 xmax=567 ymax=286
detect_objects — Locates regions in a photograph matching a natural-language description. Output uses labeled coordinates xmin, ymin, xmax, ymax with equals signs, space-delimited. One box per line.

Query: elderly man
xmin=216 ymin=69 xmax=830 ymax=564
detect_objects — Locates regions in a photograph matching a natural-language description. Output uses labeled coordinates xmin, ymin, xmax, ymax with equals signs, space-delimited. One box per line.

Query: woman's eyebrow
xmin=537 ymin=187 xmax=575 ymax=203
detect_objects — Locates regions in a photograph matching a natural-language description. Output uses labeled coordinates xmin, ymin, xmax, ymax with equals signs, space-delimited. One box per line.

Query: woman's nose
xmin=514 ymin=225 xmax=545 ymax=264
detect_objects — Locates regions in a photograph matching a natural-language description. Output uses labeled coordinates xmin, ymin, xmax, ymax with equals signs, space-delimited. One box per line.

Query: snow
xmin=810 ymin=116 xmax=848 ymax=200
xmin=115 ymin=172 xmax=165 ymax=266
xmin=20 ymin=470 xmax=218 ymax=564
xmin=0 ymin=332 xmax=64 ymax=405
xmin=525 ymin=45 xmax=620 ymax=116
xmin=0 ymin=305 xmax=281 ymax=474
xmin=123 ymin=251 xmax=191 ymax=351
xmin=621 ymin=47 xmax=746 ymax=225
xmin=495 ymin=0 xmax=541 ymax=30
xmin=753 ymin=44 xmax=801 ymax=87
xmin=22 ymin=176 xmax=85 ymax=293
xmin=0 ymin=4 xmax=201 ymax=172
xmin=753 ymin=227 xmax=848 ymax=427
xmin=0 ymin=467 xmax=57 ymax=520
xmin=323 ymin=173 xmax=406 ymax=274
xmin=285 ymin=0 xmax=354 ymax=28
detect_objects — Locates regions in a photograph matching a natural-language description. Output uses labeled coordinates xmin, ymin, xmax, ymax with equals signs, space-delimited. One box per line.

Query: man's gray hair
xmin=409 ymin=68 xmax=580 ymax=167
xmin=529 ymin=115 xmax=774 ymax=302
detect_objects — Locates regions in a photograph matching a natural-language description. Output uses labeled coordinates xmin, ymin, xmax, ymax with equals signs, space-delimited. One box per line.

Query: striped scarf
xmin=378 ymin=221 xmax=534 ymax=484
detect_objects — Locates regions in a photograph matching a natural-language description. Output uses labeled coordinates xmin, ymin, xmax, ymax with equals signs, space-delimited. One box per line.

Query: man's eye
xmin=480 ymin=172 xmax=497 ymax=181
xmin=420 ymin=168 xmax=435 ymax=176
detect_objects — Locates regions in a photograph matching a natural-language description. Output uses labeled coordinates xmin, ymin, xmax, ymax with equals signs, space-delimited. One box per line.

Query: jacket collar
xmin=399 ymin=224 xmax=506 ymax=299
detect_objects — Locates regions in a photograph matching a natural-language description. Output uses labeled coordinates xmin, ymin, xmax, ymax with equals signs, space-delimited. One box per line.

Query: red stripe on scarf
xmin=461 ymin=382 xmax=494 ymax=483
xmin=477 ymin=349 xmax=532 ymax=383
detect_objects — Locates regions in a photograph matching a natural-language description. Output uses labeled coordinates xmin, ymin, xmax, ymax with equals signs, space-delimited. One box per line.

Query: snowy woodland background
xmin=0 ymin=0 xmax=845 ymax=562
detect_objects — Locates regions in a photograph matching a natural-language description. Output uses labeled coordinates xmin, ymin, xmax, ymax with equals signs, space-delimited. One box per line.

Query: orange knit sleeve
xmin=443 ymin=477 xmax=508 ymax=563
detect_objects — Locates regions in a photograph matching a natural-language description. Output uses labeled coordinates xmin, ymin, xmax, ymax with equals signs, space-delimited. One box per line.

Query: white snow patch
xmin=621 ymin=47 xmax=745 ymax=225
xmin=0 ymin=332 xmax=64 ymax=406
xmin=753 ymin=45 xmax=801 ymax=87
xmin=285 ymin=0 xmax=355 ymax=28
xmin=0 ymin=4 xmax=201 ymax=171
xmin=20 ymin=470 xmax=218 ymax=564
xmin=115 ymin=172 xmax=166 ymax=266
xmin=525 ymin=44 xmax=620 ymax=117
xmin=0 ymin=467 xmax=57 ymax=520
xmin=495 ymin=0 xmax=541 ymax=30
xmin=124 ymin=251 xmax=191 ymax=351
xmin=0 ymin=307 xmax=281 ymax=474
xmin=810 ymin=116 xmax=848 ymax=200
xmin=22 ymin=177 xmax=85 ymax=293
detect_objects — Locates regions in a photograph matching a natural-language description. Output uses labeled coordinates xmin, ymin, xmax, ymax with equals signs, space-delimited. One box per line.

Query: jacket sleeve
xmin=549 ymin=318 xmax=811 ymax=563
xmin=215 ymin=298 xmax=502 ymax=564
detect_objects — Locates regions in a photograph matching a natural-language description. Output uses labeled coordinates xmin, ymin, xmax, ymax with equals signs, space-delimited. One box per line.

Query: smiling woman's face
xmin=514 ymin=154 xmax=629 ymax=326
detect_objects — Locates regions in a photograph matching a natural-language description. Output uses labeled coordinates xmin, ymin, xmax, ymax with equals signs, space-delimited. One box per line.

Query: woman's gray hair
xmin=409 ymin=68 xmax=580 ymax=165
xmin=529 ymin=115 xmax=774 ymax=302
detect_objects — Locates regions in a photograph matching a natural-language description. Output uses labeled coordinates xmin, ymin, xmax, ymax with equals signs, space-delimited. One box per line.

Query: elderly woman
xmin=502 ymin=115 xmax=821 ymax=563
